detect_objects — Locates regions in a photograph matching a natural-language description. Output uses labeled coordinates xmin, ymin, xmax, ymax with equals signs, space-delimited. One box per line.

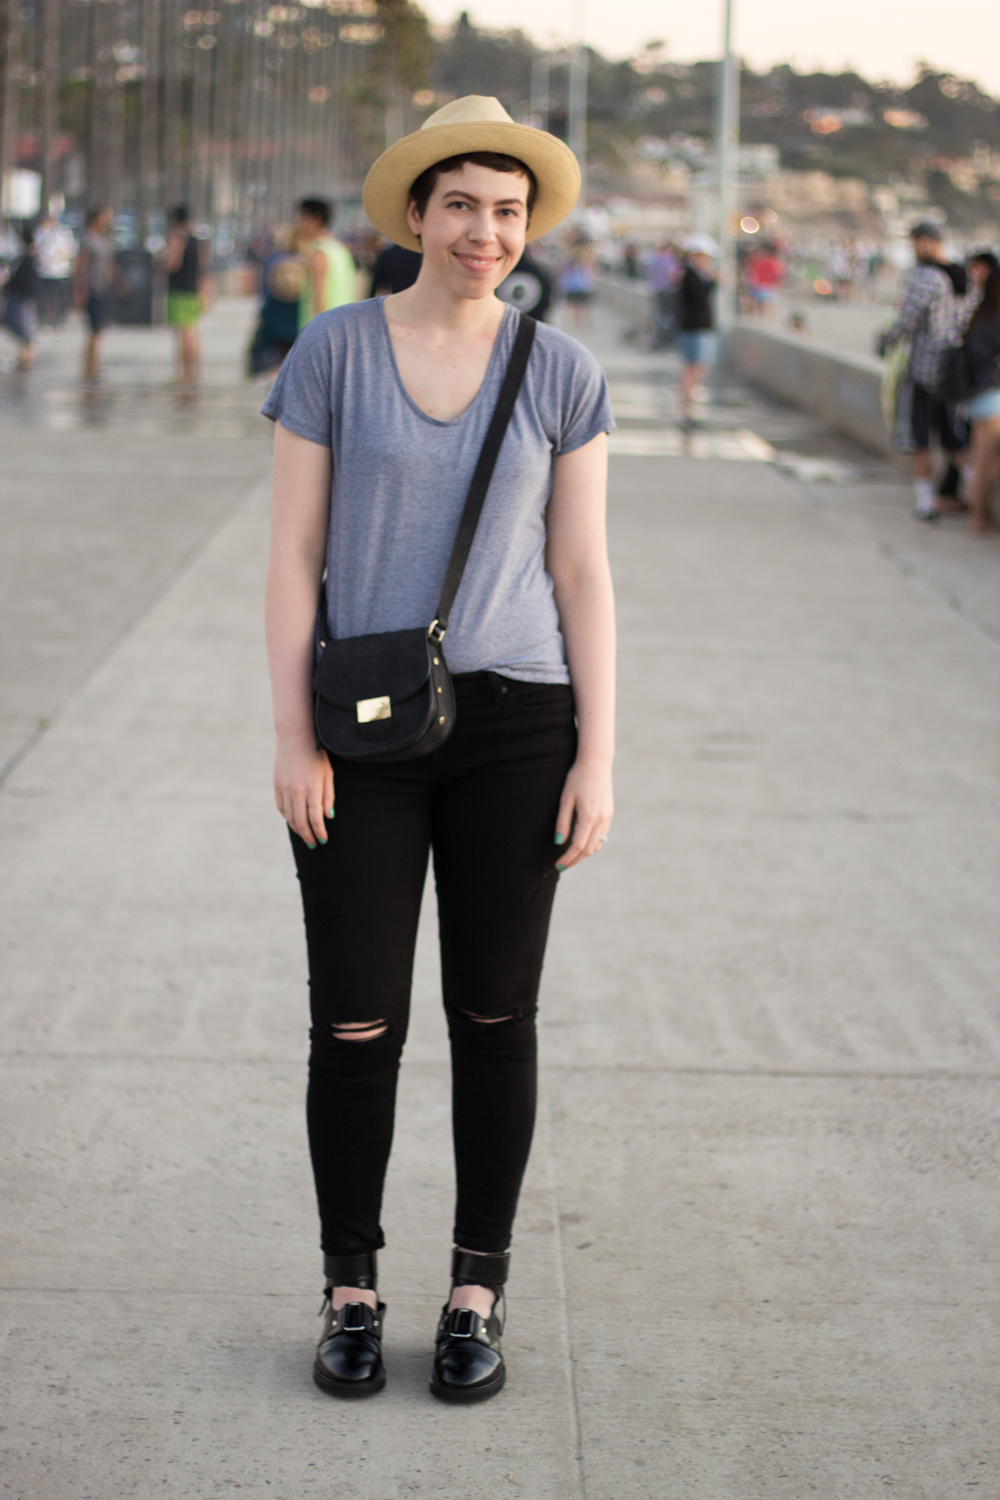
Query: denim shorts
xmin=966 ymin=387 xmax=1000 ymax=422
xmin=677 ymin=330 xmax=716 ymax=366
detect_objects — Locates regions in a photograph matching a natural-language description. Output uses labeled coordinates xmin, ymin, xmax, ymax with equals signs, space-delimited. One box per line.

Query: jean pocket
xmin=500 ymin=678 xmax=574 ymax=714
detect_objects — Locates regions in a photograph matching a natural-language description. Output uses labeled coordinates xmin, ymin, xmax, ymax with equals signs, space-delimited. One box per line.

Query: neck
xmin=389 ymin=262 xmax=506 ymax=335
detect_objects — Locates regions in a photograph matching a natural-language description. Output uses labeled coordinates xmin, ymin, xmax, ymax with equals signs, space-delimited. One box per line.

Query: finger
xmin=290 ymin=788 xmax=316 ymax=847
xmin=554 ymin=786 xmax=576 ymax=850
xmin=323 ymin=763 xmax=335 ymax=822
xmin=306 ymin=797 xmax=328 ymax=846
xmin=557 ymin=813 xmax=597 ymax=871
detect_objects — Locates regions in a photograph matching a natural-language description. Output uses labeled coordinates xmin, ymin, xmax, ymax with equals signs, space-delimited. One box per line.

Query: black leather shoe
xmin=313 ymin=1251 xmax=386 ymax=1398
xmin=430 ymin=1248 xmax=508 ymax=1404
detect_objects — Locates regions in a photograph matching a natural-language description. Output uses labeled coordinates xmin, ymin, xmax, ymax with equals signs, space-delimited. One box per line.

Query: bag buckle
xmin=428 ymin=619 xmax=446 ymax=645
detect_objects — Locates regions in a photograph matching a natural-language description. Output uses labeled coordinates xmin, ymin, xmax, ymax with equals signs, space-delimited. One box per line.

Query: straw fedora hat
xmin=363 ymin=95 xmax=581 ymax=253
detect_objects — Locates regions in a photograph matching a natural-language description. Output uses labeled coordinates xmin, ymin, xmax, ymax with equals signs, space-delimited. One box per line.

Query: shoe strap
xmin=327 ymin=1300 xmax=382 ymax=1337
xmin=439 ymin=1300 xmax=503 ymax=1346
xmin=451 ymin=1246 xmax=510 ymax=1286
xmin=323 ymin=1249 xmax=378 ymax=1290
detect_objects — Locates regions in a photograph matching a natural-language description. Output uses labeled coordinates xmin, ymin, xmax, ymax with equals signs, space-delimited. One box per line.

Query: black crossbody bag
xmin=313 ymin=311 xmax=536 ymax=763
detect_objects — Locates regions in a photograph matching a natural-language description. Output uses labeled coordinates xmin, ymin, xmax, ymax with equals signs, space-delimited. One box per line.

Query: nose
xmin=466 ymin=207 xmax=497 ymax=244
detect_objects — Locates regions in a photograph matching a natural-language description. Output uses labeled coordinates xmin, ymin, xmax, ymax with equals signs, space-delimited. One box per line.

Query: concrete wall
xmin=728 ymin=321 xmax=892 ymax=457
xmin=592 ymin=275 xmax=894 ymax=458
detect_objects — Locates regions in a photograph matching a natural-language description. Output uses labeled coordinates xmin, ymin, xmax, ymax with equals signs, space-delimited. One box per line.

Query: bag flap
xmin=316 ymin=627 xmax=432 ymax=710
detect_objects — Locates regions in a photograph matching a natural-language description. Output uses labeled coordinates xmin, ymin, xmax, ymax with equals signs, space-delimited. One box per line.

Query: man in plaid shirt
xmin=879 ymin=223 xmax=973 ymax=520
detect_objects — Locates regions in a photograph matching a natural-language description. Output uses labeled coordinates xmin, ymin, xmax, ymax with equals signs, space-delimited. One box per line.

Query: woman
xmin=558 ymin=232 xmax=595 ymax=330
xmin=676 ymin=232 xmax=718 ymax=430
xmin=263 ymin=95 xmax=615 ymax=1402
xmin=165 ymin=205 xmax=204 ymax=385
xmin=2 ymin=227 xmax=37 ymax=370
xmin=964 ymin=254 xmax=1000 ymax=535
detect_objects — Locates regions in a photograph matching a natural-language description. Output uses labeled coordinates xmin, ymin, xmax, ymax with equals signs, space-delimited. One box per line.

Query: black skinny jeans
xmin=291 ymin=671 xmax=577 ymax=1258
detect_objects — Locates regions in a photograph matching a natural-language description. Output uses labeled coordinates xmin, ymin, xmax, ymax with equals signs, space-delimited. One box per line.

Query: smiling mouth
xmin=453 ymin=252 xmax=502 ymax=272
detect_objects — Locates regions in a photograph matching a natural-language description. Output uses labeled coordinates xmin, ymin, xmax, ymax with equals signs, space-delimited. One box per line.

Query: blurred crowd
xmin=3 ymin=197 xmax=999 ymax=531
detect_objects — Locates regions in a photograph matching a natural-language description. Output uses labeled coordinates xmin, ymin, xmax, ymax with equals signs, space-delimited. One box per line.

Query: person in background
xmin=165 ymin=205 xmax=205 ymax=385
xmin=675 ymin=232 xmax=718 ymax=431
xmin=496 ymin=247 xmax=552 ymax=321
xmin=962 ymin=253 xmax=1000 ymax=535
xmin=248 ymin=232 xmax=307 ymax=377
xmin=370 ymin=239 xmax=422 ymax=296
xmin=744 ymin=240 xmax=784 ymax=317
xmin=2 ymin=226 xmax=38 ymax=370
xmin=877 ymin=222 xmax=973 ymax=521
xmin=295 ymin=197 xmax=356 ymax=328
xmin=73 ymin=206 xmax=126 ymax=383
xmin=828 ymin=242 xmax=855 ymax=301
xmin=622 ymin=242 xmax=640 ymax=280
xmin=34 ymin=207 xmax=76 ymax=327
xmin=649 ymin=240 xmax=680 ymax=348
xmin=558 ymin=234 xmax=594 ymax=330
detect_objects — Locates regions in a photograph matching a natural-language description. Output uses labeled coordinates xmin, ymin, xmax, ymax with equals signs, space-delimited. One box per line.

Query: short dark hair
xmin=298 ymin=197 xmax=331 ymax=227
xmin=84 ymin=205 xmax=107 ymax=228
xmin=170 ymin=204 xmax=190 ymax=225
xmin=408 ymin=152 xmax=537 ymax=222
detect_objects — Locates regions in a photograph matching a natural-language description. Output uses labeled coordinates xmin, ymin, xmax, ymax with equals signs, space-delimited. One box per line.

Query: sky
xmin=421 ymin=0 xmax=1000 ymax=98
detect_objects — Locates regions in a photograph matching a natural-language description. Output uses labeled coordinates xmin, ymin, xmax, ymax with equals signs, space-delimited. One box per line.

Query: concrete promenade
xmin=1 ymin=300 xmax=999 ymax=1498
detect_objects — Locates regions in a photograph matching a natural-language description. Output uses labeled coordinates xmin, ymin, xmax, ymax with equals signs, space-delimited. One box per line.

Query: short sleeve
xmin=554 ymin=346 xmax=615 ymax=456
xmin=260 ymin=317 xmax=333 ymax=448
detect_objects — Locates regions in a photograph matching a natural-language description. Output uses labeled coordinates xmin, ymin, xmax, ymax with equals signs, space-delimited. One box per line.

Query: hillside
xmin=429 ymin=13 xmax=1000 ymax=231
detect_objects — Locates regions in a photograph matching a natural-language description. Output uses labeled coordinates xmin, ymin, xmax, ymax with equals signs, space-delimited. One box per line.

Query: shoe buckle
xmin=341 ymin=1302 xmax=366 ymax=1332
xmin=450 ymin=1308 xmax=476 ymax=1338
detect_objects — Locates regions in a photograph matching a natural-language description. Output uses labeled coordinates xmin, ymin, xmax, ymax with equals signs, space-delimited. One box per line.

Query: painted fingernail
xmin=306 ymin=841 xmax=316 ymax=850
xmin=318 ymin=837 xmax=328 ymax=845
xmin=556 ymin=863 xmax=566 ymax=871
xmin=328 ymin=807 xmax=335 ymax=818
xmin=554 ymin=832 xmax=566 ymax=845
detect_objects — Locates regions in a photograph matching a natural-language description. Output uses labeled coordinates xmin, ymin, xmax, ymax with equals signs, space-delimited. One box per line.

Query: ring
xmin=599 ymin=835 xmax=608 ymax=844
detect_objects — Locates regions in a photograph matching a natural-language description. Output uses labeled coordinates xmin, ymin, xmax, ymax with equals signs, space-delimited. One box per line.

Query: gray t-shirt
xmin=261 ymin=299 xmax=613 ymax=682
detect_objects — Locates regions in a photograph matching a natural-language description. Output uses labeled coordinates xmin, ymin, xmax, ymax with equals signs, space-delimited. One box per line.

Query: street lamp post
xmin=567 ymin=0 xmax=586 ymax=207
xmin=714 ymin=0 xmax=739 ymax=335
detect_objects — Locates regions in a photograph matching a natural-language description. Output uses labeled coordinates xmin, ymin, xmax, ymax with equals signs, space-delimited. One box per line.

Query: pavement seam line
xmin=0 ymin=469 xmax=271 ymax=790
xmin=543 ymin=1092 xmax=587 ymax=1500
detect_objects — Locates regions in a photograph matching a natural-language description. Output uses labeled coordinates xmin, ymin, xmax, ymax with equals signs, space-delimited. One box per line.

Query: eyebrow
xmin=441 ymin=190 xmax=526 ymax=207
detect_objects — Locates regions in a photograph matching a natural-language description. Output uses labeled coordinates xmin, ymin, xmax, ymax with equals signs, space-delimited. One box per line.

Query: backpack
xmin=268 ymin=254 xmax=306 ymax=303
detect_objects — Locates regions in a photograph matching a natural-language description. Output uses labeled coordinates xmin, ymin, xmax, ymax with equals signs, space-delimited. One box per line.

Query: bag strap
xmin=432 ymin=311 xmax=536 ymax=640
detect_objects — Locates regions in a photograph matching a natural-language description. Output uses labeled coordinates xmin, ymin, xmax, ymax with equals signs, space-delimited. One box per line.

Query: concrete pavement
xmin=1 ymin=298 xmax=999 ymax=1498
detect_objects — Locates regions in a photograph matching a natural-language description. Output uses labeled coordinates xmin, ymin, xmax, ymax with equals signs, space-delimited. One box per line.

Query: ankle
xmin=329 ymin=1285 xmax=378 ymax=1313
xmin=448 ymin=1284 xmax=497 ymax=1320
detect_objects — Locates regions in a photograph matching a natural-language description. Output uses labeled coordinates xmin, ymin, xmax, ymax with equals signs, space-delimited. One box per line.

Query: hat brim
xmin=363 ymin=121 xmax=581 ymax=253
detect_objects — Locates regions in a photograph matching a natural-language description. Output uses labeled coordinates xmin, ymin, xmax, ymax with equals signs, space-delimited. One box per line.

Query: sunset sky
xmin=422 ymin=0 xmax=1000 ymax=98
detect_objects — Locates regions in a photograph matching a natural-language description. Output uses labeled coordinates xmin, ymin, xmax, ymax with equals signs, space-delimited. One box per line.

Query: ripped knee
xmin=446 ymin=1003 xmax=537 ymax=1059
xmin=309 ymin=1019 xmax=400 ymax=1083
xmin=331 ymin=1020 xmax=389 ymax=1042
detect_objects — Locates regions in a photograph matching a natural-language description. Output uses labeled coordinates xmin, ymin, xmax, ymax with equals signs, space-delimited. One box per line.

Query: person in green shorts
xmin=165 ymin=205 xmax=205 ymax=384
xmin=294 ymin=197 xmax=356 ymax=329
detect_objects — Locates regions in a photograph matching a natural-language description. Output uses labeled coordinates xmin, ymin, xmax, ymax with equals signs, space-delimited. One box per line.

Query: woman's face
xmin=407 ymin=162 xmax=529 ymax=299
xmin=970 ymin=259 xmax=992 ymax=290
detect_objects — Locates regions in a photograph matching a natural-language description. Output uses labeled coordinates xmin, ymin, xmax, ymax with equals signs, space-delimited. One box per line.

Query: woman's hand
xmin=554 ymin=756 xmax=614 ymax=870
xmin=274 ymin=731 xmax=334 ymax=848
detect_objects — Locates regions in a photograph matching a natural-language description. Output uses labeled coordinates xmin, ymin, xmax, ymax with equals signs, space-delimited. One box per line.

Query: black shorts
xmin=896 ymin=380 xmax=967 ymax=453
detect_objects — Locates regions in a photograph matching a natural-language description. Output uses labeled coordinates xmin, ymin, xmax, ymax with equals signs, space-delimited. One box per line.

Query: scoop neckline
xmin=376 ymin=298 xmax=514 ymax=428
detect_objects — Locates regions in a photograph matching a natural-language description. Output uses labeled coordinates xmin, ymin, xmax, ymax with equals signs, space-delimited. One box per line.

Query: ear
xmin=405 ymin=198 xmax=423 ymax=241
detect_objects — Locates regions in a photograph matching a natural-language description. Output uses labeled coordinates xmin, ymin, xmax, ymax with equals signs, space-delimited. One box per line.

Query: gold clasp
xmin=356 ymin=696 xmax=391 ymax=723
